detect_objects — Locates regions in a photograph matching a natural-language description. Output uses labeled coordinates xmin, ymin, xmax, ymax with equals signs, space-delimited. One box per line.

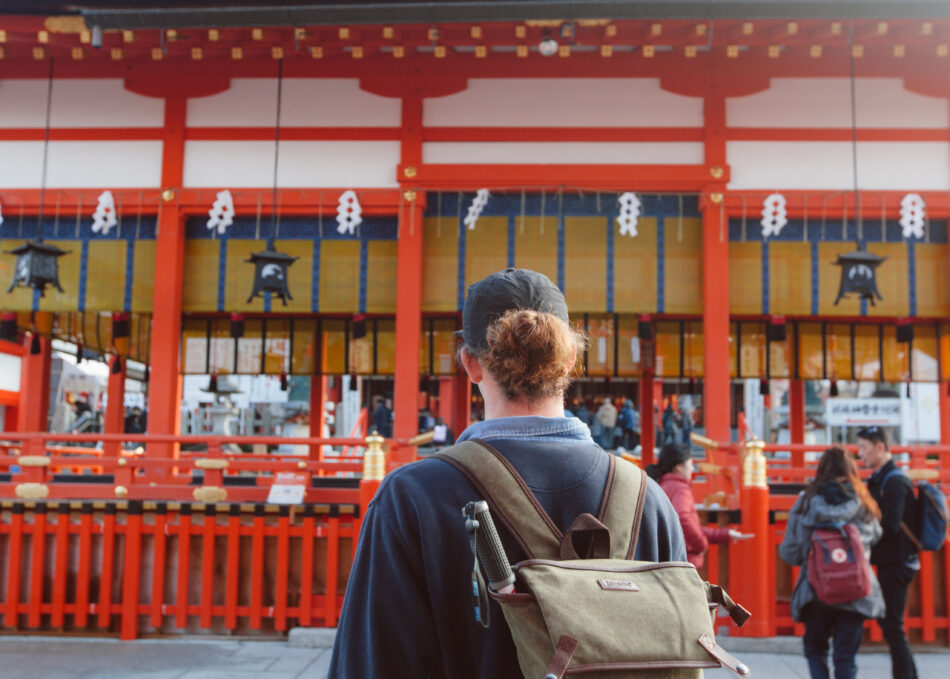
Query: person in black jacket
xmin=858 ymin=426 xmax=919 ymax=679
xmin=328 ymin=268 xmax=686 ymax=678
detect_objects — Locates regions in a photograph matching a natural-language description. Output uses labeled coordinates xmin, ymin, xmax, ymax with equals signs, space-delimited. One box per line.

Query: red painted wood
xmin=75 ymin=509 xmax=92 ymax=629
xmin=16 ymin=337 xmax=50 ymax=433
xmin=200 ymin=509 xmax=215 ymax=629
xmin=0 ymin=128 xmax=165 ymax=141
xmin=186 ymin=126 xmax=401 ymax=141
xmin=121 ymin=510 xmax=143 ymax=640
xmin=224 ymin=511 xmax=241 ymax=630
xmin=51 ymin=508 xmax=69 ymax=628
xmin=325 ymin=515 xmax=341 ymax=627
xmin=274 ymin=512 xmax=290 ymax=631
xmin=919 ymin=551 xmax=936 ymax=642
xmin=27 ymin=509 xmax=46 ymax=629
xmin=788 ymin=380 xmax=805 ymax=468
xmin=639 ymin=373 xmax=656 ymax=466
xmin=299 ymin=513 xmax=315 ymax=627
xmin=104 ymin=357 xmax=126 ymax=459
xmin=422 ymin=127 xmax=706 ymax=142
xmin=4 ymin=510 xmax=23 ymax=628
xmin=98 ymin=511 xmax=116 ymax=629
xmin=174 ymin=510 xmax=191 ymax=629
xmin=149 ymin=510 xmax=167 ymax=630
xmin=249 ymin=512 xmax=265 ymax=629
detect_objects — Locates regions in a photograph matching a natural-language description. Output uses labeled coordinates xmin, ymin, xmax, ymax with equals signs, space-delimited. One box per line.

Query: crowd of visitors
xmin=566 ymin=396 xmax=696 ymax=451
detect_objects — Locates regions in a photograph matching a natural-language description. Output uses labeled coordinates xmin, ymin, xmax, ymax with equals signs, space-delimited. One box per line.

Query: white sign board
xmin=266 ymin=472 xmax=308 ymax=505
xmin=825 ymin=398 xmax=902 ymax=427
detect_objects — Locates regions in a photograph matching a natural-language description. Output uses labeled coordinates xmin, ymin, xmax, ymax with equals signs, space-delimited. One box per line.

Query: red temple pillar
xmin=639 ymin=372 xmax=656 ymax=466
xmin=104 ymin=356 xmax=127 ymax=458
xmin=438 ymin=376 xmax=471 ymax=440
xmin=16 ymin=335 xmax=51 ymax=433
xmin=146 ymin=97 xmax=186 ymax=469
xmin=940 ymin=382 xmax=950 ymax=446
xmin=391 ymin=192 xmax=424 ymax=463
xmin=310 ymin=375 xmax=327 ymax=460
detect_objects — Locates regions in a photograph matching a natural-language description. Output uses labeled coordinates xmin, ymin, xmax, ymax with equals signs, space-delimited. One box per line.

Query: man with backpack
xmin=858 ymin=426 xmax=919 ymax=679
xmin=328 ymin=269 xmax=690 ymax=678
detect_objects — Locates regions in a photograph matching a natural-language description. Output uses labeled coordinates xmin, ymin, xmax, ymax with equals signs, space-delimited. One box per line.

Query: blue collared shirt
xmin=457 ymin=415 xmax=593 ymax=444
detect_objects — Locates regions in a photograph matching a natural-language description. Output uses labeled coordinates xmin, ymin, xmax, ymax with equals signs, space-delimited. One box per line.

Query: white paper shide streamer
xmin=760 ymin=193 xmax=787 ymax=238
xmin=336 ymin=190 xmax=363 ymax=235
xmin=0 ymin=200 xmax=4 ymax=227
xmin=617 ymin=192 xmax=641 ymax=237
xmin=899 ymin=193 xmax=925 ymax=239
xmin=207 ymin=190 xmax=235 ymax=235
xmin=464 ymin=189 xmax=490 ymax=230
xmin=91 ymin=190 xmax=118 ymax=235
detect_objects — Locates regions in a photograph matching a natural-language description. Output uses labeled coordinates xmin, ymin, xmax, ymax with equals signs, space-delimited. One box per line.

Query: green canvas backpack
xmin=440 ymin=440 xmax=752 ymax=679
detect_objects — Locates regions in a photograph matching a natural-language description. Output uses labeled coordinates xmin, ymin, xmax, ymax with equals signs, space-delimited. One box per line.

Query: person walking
xmin=661 ymin=401 xmax=678 ymax=444
xmin=779 ymin=447 xmax=885 ymax=679
xmin=594 ymin=398 xmax=618 ymax=449
xmin=858 ymin=426 xmax=919 ymax=679
xmin=646 ymin=443 xmax=752 ymax=569
xmin=329 ymin=268 xmax=686 ymax=678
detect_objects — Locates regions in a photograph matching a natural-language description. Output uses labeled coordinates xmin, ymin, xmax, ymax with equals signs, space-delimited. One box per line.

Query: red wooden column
xmin=16 ymin=336 xmax=51 ymax=433
xmin=639 ymin=372 xmax=655 ymax=466
xmin=438 ymin=376 xmax=471 ymax=440
xmin=309 ymin=376 xmax=326 ymax=460
xmin=146 ymin=97 xmax=187 ymax=467
xmin=104 ymin=357 xmax=127 ymax=458
xmin=788 ymin=380 xmax=805 ymax=467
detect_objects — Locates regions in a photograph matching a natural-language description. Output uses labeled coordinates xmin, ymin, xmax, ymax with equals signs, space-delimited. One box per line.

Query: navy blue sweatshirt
xmin=328 ymin=416 xmax=687 ymax=678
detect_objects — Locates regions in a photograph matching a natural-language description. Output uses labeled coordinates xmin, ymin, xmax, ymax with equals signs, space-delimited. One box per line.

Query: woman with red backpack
xmin=779 ymin=447 xmax=886 ymax=679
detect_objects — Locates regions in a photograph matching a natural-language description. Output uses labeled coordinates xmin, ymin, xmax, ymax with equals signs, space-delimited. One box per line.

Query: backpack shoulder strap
xmin=599 ymin=456 xmax=648 ymax=559
xmin=437 ymin=439 xmax=562 ymax=560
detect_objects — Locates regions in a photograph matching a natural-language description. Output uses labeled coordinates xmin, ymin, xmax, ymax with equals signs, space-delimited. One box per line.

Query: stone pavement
xmin=0 ymin=633 xmax=946 ymax=678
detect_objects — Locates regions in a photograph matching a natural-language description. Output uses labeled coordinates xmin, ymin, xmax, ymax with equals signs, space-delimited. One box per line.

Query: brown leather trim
xmin=473 ymin=439 xmax=564 ymax=540
xmin=435 ymin=453 xmax=535 ymax=559
xmin=516 ymin=559 xmax=695 ymax=573
xmin=595 ymin=454 xmax=616 ymax=523
xmin=487 ymin=591 xmax=535 ymax=603
xmin=626 ymin=467 xmax=648 ymax=559
xmin=565 ymin=660 xmax=719 ymax=673
xmin=698 ymin=633 xmax=751 ymax=675
xmin=544 ymin=635 xmax=578 ymax=679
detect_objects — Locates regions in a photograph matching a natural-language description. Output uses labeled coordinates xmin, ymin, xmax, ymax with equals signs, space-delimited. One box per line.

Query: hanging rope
xmin=269 ymin=58 xmax=284 ymax=248
xmin=37 ymin=58 xmax=54 ymax=242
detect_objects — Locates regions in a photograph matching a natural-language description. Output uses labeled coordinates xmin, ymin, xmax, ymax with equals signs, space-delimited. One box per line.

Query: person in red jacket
xmin=646 ymin=443 xmax=752 ymax=568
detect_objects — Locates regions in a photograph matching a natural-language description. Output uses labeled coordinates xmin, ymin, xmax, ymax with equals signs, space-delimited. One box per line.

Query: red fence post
xmin=121 ymin=501 xmax=143 ymax=640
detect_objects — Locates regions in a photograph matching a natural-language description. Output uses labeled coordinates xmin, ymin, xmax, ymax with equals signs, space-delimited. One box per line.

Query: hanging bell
xmin=830 ymin=380 xmax=839 ymax=397
xmin=280 ymin=373 xmax=289 ymax=391
xmin=112 ymin=356 xmax=123 ymax=375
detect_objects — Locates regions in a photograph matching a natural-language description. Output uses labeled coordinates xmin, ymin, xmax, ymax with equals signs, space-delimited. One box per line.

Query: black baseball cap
xmin=457 ymin=268 xmax=570 ymax=352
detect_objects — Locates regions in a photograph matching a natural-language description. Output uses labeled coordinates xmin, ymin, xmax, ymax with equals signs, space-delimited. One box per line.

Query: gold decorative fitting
xmin=150 ymin=47 xmax=163 ymax=60
xmin=606 ymin=25 xmax=617 ymax=37
xmin=742 ymin=22 xmax=754 ymax=35
xmin=525 ymin=19 xmax=563 ymax=28
xmin=295 ymin=27 xmax=306 ymax=40
xmin=111 ymin=48 xmax=122 ymax=60
xmin=559 ymin=45 xmax=570 ymax=57
xmin=642 ymin=45 xmax=655 ymax=58
xmin=383 ymin=26 xmax=394 ymax=39
xmin=166 ymin=29 xmax=177 ymax=40
xmin=600 ymin=45 xmax=612 ymax=58
xmin=810 ymin=45 xmax=822 ymax=58
xmin=71 ymin=47 xmax=83 ymax=60
xmin=79 ymin=30 xmax=91 ymax=43
xmin=893 ymin=45 xmax=905 ymax=58
xmin=231 ymin=47 xmax=243 ymax=59
xmin=38 ymin=30 xmax=50 ymax=43
xmin=877 ymin=21 xmax=888 ymax=35
xmin=403 ymin=166 xmax=417 ymax=178
xmin=938 ymin=44 xmax=949 ymax=57
xmin=272 ymin=46 xmax=284 ymax=59
xmin=310 ymin=46 xmax=323 ymax=58
xmin=515 ymin=25 xmax=527 ymax=39
xmin=650 ymin=23 xmax=662 ymax=36
xmin=339 ymin=27 xmax=350 ymax=40
xmin=684 ymin=45 xmax=697 ymax=58
xmin=852 ymin=45 xmax=864 ymax=58
xmin=297 ymin=461 xmax=307 ymax=470
xmin=161 ymin=189 xmax=176 ymax=202
xmin=768 ymin=45 xmax=781 ymax=58
xmin=0 ymin=30 xmax=6 ymax=43
xmin=194 ymin=486 xmax=228 ymax=503
xmin=208 ymin=29 xmax=219 ymax=41
xmin=709 ymin=167 xmax=724 ymax=179
xmin=252 ymin=28 xmax=263 ymax=41
xmin=471 ymin=26 xmax=482 ymax=39
xmin=114 ymin=485 xmax=129 ymax=499
xmin=33 ymin=47 xmax=45 ymax=60
xmin=15 ymin=483 xmax=49 ymax=500
xmin=194 ymin=458 xmax=230 ymax=470
xmin=351 ymin=46 xmax=363 ymax=59
xmin=122 ymin=30 xmax=134 ymax=43
xmin=690 ymin=432 xmax=718 ymax=450
xmin=191 ymin=47 xmax=203 ymax=60
xmin=696 ymin=24 xmax=707 ymax=36
xmin=428 ymin=27 xmax=440 ymax=41
xmin=726 ymin=45 xmax=739 ymax=58
xmin=475 ymin=45 xmax=487 ymax=58
xmin=516 ymin=45 xmax=528 ymax=58
xmin=786 ymin=22 xmax=798 ymax=35
xmin=434 ymin=45 xmax=446 ymax=58
xmin=742 ymin=438 xmax=768 ymax=488
xmin=19 ymin=456 xmax=51 ymax=467
xmin=403 ymin=190 xmax=417 ymax=202
xmin=44 ymin=16 xmax=88 ymax=34
xmin=830 ymin=22 xmax=842 ymax=35
xmin=118 ymin=458 xmax=128 ymax=466
xmin=393 ymin=46 xmax=405 ymax=58
xmin=709 ymin=193 xmax=723 ymax=204
xmin=922 ymin=22 xmax=934 ymax=36
xmin=363 ymin=433 xmax=387 ymax=481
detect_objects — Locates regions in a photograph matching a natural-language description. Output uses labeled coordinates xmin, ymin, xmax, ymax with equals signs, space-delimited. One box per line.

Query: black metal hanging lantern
xmin=5 ymin=240 xmax=69 ymax=296
xmin=246 ymin=247 xmax=298 ymax=305
xmin=832 ymin=249 xmax=886 ymax=306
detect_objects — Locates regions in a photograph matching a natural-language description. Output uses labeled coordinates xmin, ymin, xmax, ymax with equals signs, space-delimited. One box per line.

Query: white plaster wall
xmin=186 ymin=78 xmax=401 ymax=127
xmin=0 ymin=354 xmax=21 ymax=392
xmin=0 ymin=79 xmax=164 ymax=128
xmin=423 ymin=141 xmax=704 ymax=164
xmin=728 ymin=78 xmax=949 ymax=128
xmin=424 ymin=78 xmax=704 ymax=127
xmin=183 ymin=140 xmax=401 ymax=187
xmin=727 ymin=141 xmax=950 ymax=190
xmin=0 ymin=140 xmax=162 ymax=187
